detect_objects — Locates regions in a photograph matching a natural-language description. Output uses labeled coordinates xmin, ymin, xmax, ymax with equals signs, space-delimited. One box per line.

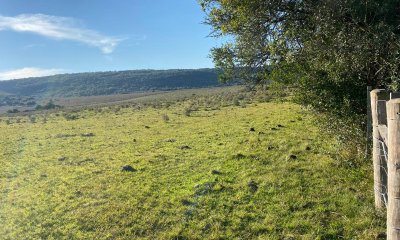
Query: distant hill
xmin=0 ymin=68 xmax=233 ymax=109
xmin=0 ymin=68 xmax=226 ymax=99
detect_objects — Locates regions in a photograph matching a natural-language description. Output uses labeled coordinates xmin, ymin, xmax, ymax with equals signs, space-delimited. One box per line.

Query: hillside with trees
xmin=0 ymin=68 xmax=226 ymax=100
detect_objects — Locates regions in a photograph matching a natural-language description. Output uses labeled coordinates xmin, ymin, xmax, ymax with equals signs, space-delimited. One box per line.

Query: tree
xmin=35 ymin=99 xmax=60 ymax=110
xmin=199 ymin=0 xmax=400 ymax=117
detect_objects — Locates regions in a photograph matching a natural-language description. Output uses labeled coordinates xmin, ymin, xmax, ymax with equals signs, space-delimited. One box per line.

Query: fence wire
xmin=375 ymin=137 xmax=388 ymax=207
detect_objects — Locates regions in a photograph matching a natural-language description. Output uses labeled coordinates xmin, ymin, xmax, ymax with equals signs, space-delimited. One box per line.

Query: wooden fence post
xmin=366 ymin=86 xmax=372 ymax=157
xmin=387 ymin=98 xmax=400 ymax=240
xmin=371 ymin=89 xmax=389 ymax=209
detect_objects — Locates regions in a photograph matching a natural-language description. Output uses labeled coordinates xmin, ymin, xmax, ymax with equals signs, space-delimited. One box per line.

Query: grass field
xmin=0 ymin=86 xmax=242 ymax=114
xmin=52 ymin=87 xmax=242 ymax=108
xmin=0 ymin=92 xmax=385 ymax=239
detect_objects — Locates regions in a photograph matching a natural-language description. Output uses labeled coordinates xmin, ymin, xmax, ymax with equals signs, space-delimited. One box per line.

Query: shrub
xmin=63 ymin=113 xmax=79 ymax=121
xmin=162 ymin=114 xmax=170 ymax=122
xmin=184 ymin=108 xmax=192 ymax=116
xmin=29 ymin=115 xmax=36 ymax=123
xmin=36 ymin=99 xmax=61 ymax=110
xmin=7 ymin=109 xmax=19 ymax=114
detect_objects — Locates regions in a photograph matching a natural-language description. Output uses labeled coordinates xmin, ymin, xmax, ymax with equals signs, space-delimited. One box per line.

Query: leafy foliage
xmin=0 ymin=95 xmax=36 ymax=107
xmin=35 ymin=99 xmax=61 ymax=110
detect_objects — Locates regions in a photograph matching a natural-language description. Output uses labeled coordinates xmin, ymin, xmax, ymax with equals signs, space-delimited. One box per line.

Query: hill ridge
xmin=0 ymin=68 xmax=225 ymax=98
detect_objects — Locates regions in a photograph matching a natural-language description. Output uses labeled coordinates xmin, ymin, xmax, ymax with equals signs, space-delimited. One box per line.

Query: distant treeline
xmin=0 ymin=69 xmax=230 ymax=100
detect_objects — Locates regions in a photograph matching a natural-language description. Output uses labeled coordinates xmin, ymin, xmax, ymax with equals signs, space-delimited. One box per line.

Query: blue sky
xmin=0 ymin=0 xmax=222 ymax=80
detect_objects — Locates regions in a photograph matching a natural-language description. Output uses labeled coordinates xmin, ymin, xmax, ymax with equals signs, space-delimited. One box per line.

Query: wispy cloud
xmin=22 ymin=43 xmax=45 ymax=50
xmin=0 ymin=14 xmax=123 ymax=54
xmin=0 ymin=67 xmax=65 ymax=80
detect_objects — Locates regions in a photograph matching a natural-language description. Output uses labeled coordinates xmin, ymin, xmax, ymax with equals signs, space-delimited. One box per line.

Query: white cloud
xmin=0 ymin=67 xmax=65 ymax=80
xmin=0 ymin=14 xmax=123 ymax=54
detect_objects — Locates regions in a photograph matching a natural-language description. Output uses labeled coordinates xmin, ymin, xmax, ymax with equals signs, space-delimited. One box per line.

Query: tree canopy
xmin=200 ymin=0 xmax=400 ymax=117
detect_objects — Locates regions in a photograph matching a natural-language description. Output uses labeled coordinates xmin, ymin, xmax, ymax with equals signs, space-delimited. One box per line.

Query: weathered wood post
xmin=366 ymin=86 xmax=372 ymax=157
xmin=371 ymin=89 xmax=389 ymax=209
xmin=387 ymin=98 xmax=400 ymax=240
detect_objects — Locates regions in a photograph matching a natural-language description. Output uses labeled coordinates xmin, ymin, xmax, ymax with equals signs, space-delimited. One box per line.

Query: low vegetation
xmin=0 ymin=89 xmax=384 ymax=239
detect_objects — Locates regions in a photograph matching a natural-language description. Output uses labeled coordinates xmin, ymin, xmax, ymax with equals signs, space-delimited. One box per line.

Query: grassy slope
xmin=0 ymin=98 xmax=384 ymax=239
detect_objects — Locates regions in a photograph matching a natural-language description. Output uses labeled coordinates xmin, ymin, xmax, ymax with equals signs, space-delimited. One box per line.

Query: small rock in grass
xmin=165 ymin=138 xmax=176 ymax=142
xmin=271 ymin=127 xmax=278 ymax=131
xmin=306 ymin=146 xmax=311 ymax=151
xmin=249 ymin=127 xmax=255 ymax=132
xmin=349 ymin=187 xmax=356 ymax=192
xmin=173 ymin=235 xmax=188 ymax=240
xmin=121 ymin=165 xmax=136 ymax=172
xmin=81 ymin=133 xmax=95 ymax=137
xmin=202 ymin=223 xmax=211 ymax=232
xmin=277 ymin=124 xmax=284 ymax=128
xmin=267 ymin=145 xmax=274 ymax=150
xmin=288 ymin=154 xmax=297 ymax=160
xmin=58 ymin=156 xmax=67 ymax=161
xmin=211 ymin=170 xmax=222 ymax=175
xmin=248 ymin=180 xmax=258 ymax=193
xmin=194 ymin=182 xmax=215 ymax=196
xmin=181 ymin=199 xmax=192 ymax=206
xmin=144 ymin=125 xmax=150 ymax=129
xmin=375 ymin=232 xmax=386 ymax=240
xmin=180 ymin=145 xmax=191 ymax=150
xmin=283 ymin=236 xmax=296 ymax=240
xmin=233 ymin=153 xmax=246 ymax=159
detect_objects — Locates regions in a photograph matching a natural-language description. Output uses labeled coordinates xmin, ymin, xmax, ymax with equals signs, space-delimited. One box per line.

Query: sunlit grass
xmin=0 ymin=97 xmax=384 ymax=239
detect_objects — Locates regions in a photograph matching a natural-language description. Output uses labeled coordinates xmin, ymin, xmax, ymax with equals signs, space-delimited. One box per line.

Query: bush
xmin=29 ymin=115 xmax=36 ymax=123
xmin=162 ymin=114 xmax=170 ymax=122
xmin=36 ymin=99 xmax=61 ymax=110
xmin=63 ymin=113 xmax=79 ymax=121
xmin=7 ymin=109 xmax=19 ymax=114
xmin=184 ymin=108 xmax=192 ymax=116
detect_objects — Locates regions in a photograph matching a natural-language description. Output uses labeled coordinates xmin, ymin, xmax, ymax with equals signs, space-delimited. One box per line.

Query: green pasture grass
xmin=52 ymin=86 xmax=243 ymax=108
xmin=0 ymin=100 xmax=385 ymax=239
